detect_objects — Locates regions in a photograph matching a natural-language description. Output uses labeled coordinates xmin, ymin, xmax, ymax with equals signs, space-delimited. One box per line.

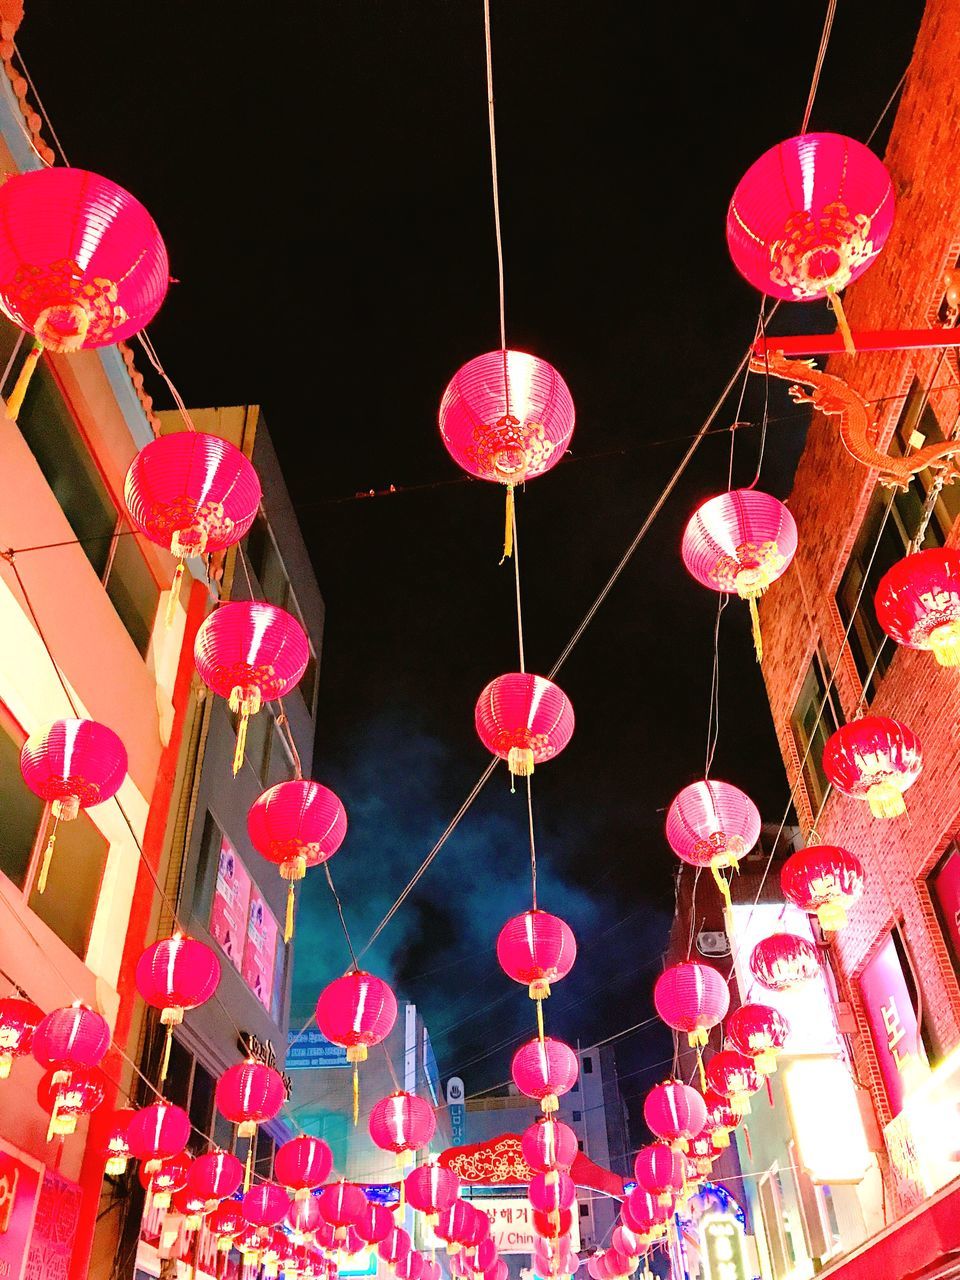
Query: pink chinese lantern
xmin=750 ymin=933 xmax=820 ymax=991
xmin=438 ymin=349 xmax=575 ymax=558
xmin=611 ymin=1224 xmax=642 ymax=1260
xmin=315 ymin=1220 xmax=339 ymax=1252
xmin=127 ymin=1100 xmax=191 ymax=1172
xmin=473 ymin=1239 xmax=498 ymax=1273
xmin=422 ymin=1262 xmax=442 ymax=1280
xmin=497 ymin=910 xmax=577 ymax=1000
xmin=727 ymin=133 xmax=894 ymax=353
xmin=0 ymin=995 xmax=43 ymax=1079
xmin=404 ymin=1161 xmax=459 ymax=1224
xmin=727 ymin=1003 xmax=790 ymax=1075
xmin=396 ymin=1251 xmax=426 ymax=1280
xmin=521 ymin=1117 xmax=578 ymax=1172
xmin=235 ymin=1225 xmax=266 ymax=1262
xmin=475 ymin=673 xmax=575 ymax=785
xmin=209 ymin=1200 xmax=246 ymax=1252
xmin=529 ymin=1170 xmax=576 ymax=1216
xmin=511 ymin=1037 xmax=579 ymax=1113
xmin=378 ymin=1225 xmax=412 ymax=1266
xmin=532 ymin=1208 xmax=573 ymax=1241
xmin=171 ymin=1185 xmax=209 ymax=1231
xmin=188 ymin=1149 xmax=243 ymax=1208
xmin=485 ymin=1261 xmax=510 ymax=1280
xmin=653 ymin=962 xmax=729 ymax=1056
xmin=665 ymin=780 xmax=761 ymax=903
xmin=275 ymin=1135 xmax=334 ymax=1200
xmin=369 ymin=1090 xmax=436 ymax=1169
xmin=194 ymin=601 xmax=309 ymax=775
xmin=822 ymin=715 xmax=922 ymax=819
xmin=634 ymin=1144 xmax=685 ymax=1208
xmin=463 ymin=1202 xmax=490 ymax=1247
xmin=682 ymin=489 xmax=797 ymax=661
xmin=124 ymin=431 xmax=262 ymax=624
xmin=643 ymin=1081 xmax=707 ymax=1151
xmin=215 ymin=1060 xmax=286 ymax=1186
xmin=32 ymin=1003 xmax=110 ymax=1071
xmin=705 ymin=1050 xmax=761 ymax=1117
xmin=316 ymin=971 xmax=397 ymax=1123
xmin=135 ymin=933 xmax=220 ymax=1084
xmin=876 ymin=548 xmax=960 ymax=666
xmin=243 ymin=1181 xmax=292 ymax=1234
xmin=287 ymin=1193 xmax=325 ymax=1243
xmin=701 ymin=1089 xmax=739 ymax=1149
xmin=781 ymin=845 xmax=865 ymax=932
xmin=436 ymin=1200 xmax=474 ymax=1254
xmin=20 ymin=718 xmax=126 ymax=892
xmin=688 ymin=1131 xmax=724 ymax=1175
xmin=340 ymin=1225 xmax=366 ymax=1257
xmin=356 ymin=1200 xmax=395 ymax=1245
xmin=138 ymin=1153 xmax=191 ymax=1210
xmin=100 ymin=1107 xmax=136 ymax=1175
xmin=248 ymin=779 xmax=348 ymax=941
xmin=601 ymin=1250 xmax=636 ymax=1279
xmin=318 ymin=1181 xmax=368 ymax=1236
xmin=0 ymin=167 xmax=169 ymax=420
xmin=624 ymin=1188 xmax=670 ymax=1237
xmin=37 ymin=1064 xmax=105 ymax=1141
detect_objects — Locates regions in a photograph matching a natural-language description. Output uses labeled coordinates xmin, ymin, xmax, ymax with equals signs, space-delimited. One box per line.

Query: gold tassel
xmin=748 ymin=597 xmax=762 ymax=663
xmin=535 ymin=997 xmax=545 ymax=1044
xmin=159 ymin=1023 xmax=173 ymax=1086
xmin=234 ymin=707 xmax=250 ymax=776
xmin=285 ymin=881 xmax=296 ymax=944
xmin=46 ymin=1092 xmax=60 ymax=1143
xmin=826 ymin=287 xmax=856 ymax=356
xmin=37 ymin=819 xmax=59 ymax=895
xmin=500 ymin=484 xmax=515 ymax=563
xmin=244 ymin=1136 xmax=255 ymax=1191
xmin=165 ymin=560 xmax=186 ymax=628
xmin=710 ymin=862 xmax=732 ymax=909
xmin=5 ymin=339 xmax=42 ymax=422
xmin=352 ymin=1063 xmax=359 ymax=1127
xmin=696 ymin=1047 xmax=707 ymax=1092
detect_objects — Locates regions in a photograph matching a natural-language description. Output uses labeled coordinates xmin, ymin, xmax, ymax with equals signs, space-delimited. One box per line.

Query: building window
xmin=243 ymin=515 xmax=318 ymax=712
xmin=929 ymin=845 xmax=960 ymax=982
xmin=757 ymin=1168 xmax=795 ymax=1280
xmin=579 ymin=1203 xmax=589 ymax=1217
xmin=790 ymin=650 xmax=841 ymax=812
xmin=572 ymin=1110 xmax=582 ymax=1122
xmin=577 ymin=1140 xmax=584 ymax=1152
xmin=859 ymin=931 xmax=931 ymax=1117
xmin=890 ymin=379 xmax=960 ymax=544
xmin=570 ymin=1079 xmax=579 ymax=1092
xmin=789 ymin=1141 xmax=840 ymax=1264
xmin=582 ymin=1055 xmax=593 ymax=1074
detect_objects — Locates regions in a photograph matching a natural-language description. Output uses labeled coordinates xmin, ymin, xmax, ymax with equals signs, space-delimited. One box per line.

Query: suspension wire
xmin=483 ymin=0 xmax=507 ymax=350
xmin=799 ymin=0 xmax=837 ymax=134
xmin=525 ymin=774 xmax=538 ymax=910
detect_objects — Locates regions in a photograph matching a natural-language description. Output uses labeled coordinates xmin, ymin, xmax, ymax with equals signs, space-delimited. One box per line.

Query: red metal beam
xmin=753 ymin=328 xmax=960 ymax=358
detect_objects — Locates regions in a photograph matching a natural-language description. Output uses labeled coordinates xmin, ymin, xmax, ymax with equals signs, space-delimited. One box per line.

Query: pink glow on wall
xmin=860 ymin=934 xmax=930 ymax=1117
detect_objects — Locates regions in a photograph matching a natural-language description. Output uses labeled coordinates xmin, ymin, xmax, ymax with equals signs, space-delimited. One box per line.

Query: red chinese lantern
xmin=356 ymin=1200 xmax=394 ymax=1245
xmin=634 ymin=1144 xmax=685 ymax=1208
xmin=318 ymin=1181 xmax=368 ymax=1234
xmin=171 ymin=1185 xmax=209 ymax=1231
xmin=275 ymin=1135 xmax=334 ymax=1200
xmin=438 ymin=350 xmax=575 ymax=558
xmin=127 ymin=1101 xmax=191 ymax=1174
xmin=100 ymin=1107 xmax=137 ymax=1175
xmin=248 ymin=779 xmax=348 ymax=941
xmin=209 ymin=1200 xmax=246 ymax=1251
xmin=781 ymin=845 xmax=865 ymax=932
xmin=139 ymin=1153 xmax=191 ymax=1209
xmin=532 ymin=1208 xmax=573 ymax=1240
xmin=369 ymin=1090 xmax=436 ymax=1168
xmin=215 ymin=1060 xmax=286 ymax=1186
xmin=750 ymin=933 xmax=820 ymax=991
xmin=682 ymin=489 xmax=797 ymax=660
xmin=665 ymin=780 xmax=761 ymax=902
xmin=194 ymin=601 xmax=309 ymax=775
xmin=422 ymin=1261 xmax=442 ymax=1280
xmin=0 ymin=996 xmax=43 ymax=1078
xmin=32 ymin=1003 xmax=110 ymax=1071
xmin=521 ymin=1117 xmax=578 ymax=1172
xmin=340 ymin=1226 xmax=367 ymax=1258
xmin=404 ymin=1161 xmax=459 ymax=1224
xmin=653 ymin=963 xmax=729 ymax=1048
xmin=485 ymin=1261 xmax=510 ymax=1280
xmin=612 ymin=1224 xmax=642 ymax=1260
xmin=124 ymin=431 xmax=262 ymax=624
xmin=20 ymin=718 xmax=127 ymax=892
xmin=705 ymin=1050 xmax=761 ymax=1117
xmin=0 ymin=167 xmax=169 ymax=419
xmin=37 ymin=1064 xmax=105 ymax=1141
xmin=688 ymin=1131 xmax=724 ymax=1175
xmin=624 ymin=1187 xmax=670 ymax=1237
xmin=475 ymin=673 xmax=575 ymax=784
xmin=287 ymin=1192 xmax=324 ymax=1242
xmin=379 ymin=1225 xmax=412 ymax=1265
xmin=727 ymin=1003 xmax=790 ymax=1075
xmin=822 ymin=715 xmax=922 ymax=819
xmin=436 ymin=1200 xmax=475 ymax=1253
xmin=243 ymin=1181 xmax=292 ymax=1233
xmin=727 ymin=133 xmax=894 ymax=352
xmin=464 ymin=1202 xmax=490 ymax=1247
xmin=875 ymin=548 xmax=960 ymax=666
xmin=497 ymin=910 xmax=577 ymax=999
xmin=396 ymin=1251 xmax=426 ymax=1280
xmin=701 ymin=1089 xmax=739 ymax=1149
xmin=601 ymin=1250 xmax=636 ymax=1279
xmin=642 ymin=1081 xmax=707 ymax=1150
xmin=316 ymin=971 xmax=397 ymax=1123
xmin=188 ymin=1149 xmax=243 ymax=1208
xmin=528 ymin=1170 xmax=576 ymax=1216
xmin=473 ymin=1239 xmax=498 ymax=1273
xmin=235 ymin=1224 xmax=266 ymax=1261
xmin=135 ymin=933 xmax=220 ymax=1084
xmin=511 ymin=1037 xmax=579 ymax=1113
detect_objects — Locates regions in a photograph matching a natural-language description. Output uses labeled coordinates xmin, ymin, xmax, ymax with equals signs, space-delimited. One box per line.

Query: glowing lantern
xmin=209 ymin=1200 xmax=246 ymax=1251
xmin=135 ymin=934 xmax=220 ymax=1083
xmin=750 ymin=933 xmax=820 ymax=991
xmin=624 ymin=1187 xmax=671 ymax=1236
xmin=37 ymin=1065 xmax=105 ymax=1140
xmin=194 ymin=601 xmax=309 ymax=775
xmin=875 ymin=548 xmax=960 ymax=666
xmin=726 ymin=132 xmax=894 ymax=352
xmin=20 ymin=718 xmax=126 ymax=892
xmin=511 ymin=1037 xmax=579 ymax=1113
xmin=275 ymin=1135 xmax=333 ymax=1200
xmin=463 ymin=1202 xmax=490 ymax=1247
xmin=215 ymin=1060 xmax=286 ymax=1186
xmin=485 ymin=1261 xmax=510 ymax=1280
xmin=521 ymin=1117 xmax=578 ymax=1171
xmin=438 ymin=349 xmax=575 ymax=558
xmin=705 ymin=1050 xmax=761 ymax=1117
xmin=436 ymin=1200 xmax=475 ymax=1253
xmin=316 ymin=970 xmax=397 ymax=1123
xmin=0 ymin=167 xmax=169 ymax=420
xmin=781 ymin=845 xmax=864 ymax=931
xmin=688 ymin=1131 xmax=724 ymax=1175
xmin=0 ymin=996 xmax=43 ymax=1079
xmin=653 ymin=963 xmax=729 ymax=1048
xmin=288 ymin=1193 xmax=325 ymax=1243
xmin=682 ymin=489 xmax=797 ymax=660
xmin=497 ymin=910 xmax=577 ymax=999
xmin=473 ymin=1239 xmax=498 ymax=1273
xmin=727 ymin=1003 xmax=790 ymax=1075
xmin=139 ymin=1153 xmax=191 ymax=1209
xmin=642 ymin=1081 xmax=707 ymax=1150
xmin=369 ymin=1090 xmax=436 ymax=1168
xmin=171 ymin=1185 xmax=209 ymax=1230
xmin=701 ymin=1089 xmax=739 ymax=1148
xmin=822 ymin=715 xmax=922 ymax=819
xmin=378 ymin=1225 xmax=412 ymax=1265
xmin=528 ymin=1170 xmax=575 ymax=1216
xmin=188 ymin=1149 xmax=243 ymax=1208
xmin=248 ymin=779 xmax=348 ymax=941
xmin=665 ymin=779 xmax=761 ymax=902
xmin=404 ymin=1161 xmax=459 ymax=1224
xmin=633 ymin=1144 xmax=685 ymax=1208
xmin=127 ymin=1101 xmax=191 ymax=1172
xmin=243 ymin=1181 xmax=292 ymax=1234
xmin=611 ymin=1225 xmax=642 ymax=1260
xmin=32 ymin=1004 xmax=110 ymax=1077
xmin=318 ymin=1181 xmax=368 ymax=1234
xmin=357 ymin=1200 xmax=394 ymax=1244
xmin=396 ymin=1251 xmax=426 ymax=1280
xmin=100 ymin=1107 xmax=136 ymax=1175
xmin=475 ymin=673 xmax=575 ymax=784
xmin=532 ymin=1208 xmax=573 ymax=1240
xmin=422 ymin=1260 xmax=442 ymax=1280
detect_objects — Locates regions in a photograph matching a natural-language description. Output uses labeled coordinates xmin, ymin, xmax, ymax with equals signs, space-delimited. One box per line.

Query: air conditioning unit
xmin=696 ymin=930 xmax=731 ymax=957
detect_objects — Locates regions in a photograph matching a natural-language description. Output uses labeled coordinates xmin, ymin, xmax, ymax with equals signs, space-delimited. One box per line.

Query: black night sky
xmin=18 ymin=1 xmax=925 ymax=1137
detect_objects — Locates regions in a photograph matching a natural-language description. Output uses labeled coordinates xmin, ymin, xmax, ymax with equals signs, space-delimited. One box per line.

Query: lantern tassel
xmin=5 ymin=338 xmax=42 ymax=422
xmin=165 ymin=560 xmax=186 ymax=628
xmin=37 ymin=813 xmax=60 ymax=895
xmin=244 ymin=1136 xmax=254 ymax=1192
xmin=710 ymin=862 xmax=732 ymax=909
xmin=748 ymin=597 xmax=763 ymax=663
xmin=284 ymin=880 xmax=296 ymax=944
xmin=535 ymin=997 xmax=545 ymax=1044
xmin=159 ymin=1022 xmax=173 ymax=1086
xmin=500 ymin=484 xmax=515 ymax=563
xmin=696 ymin=1046 xmax=707 ymax=1092
xmin=826 ymin=287 xmax=856 ymax=356
xmin=352 ymin=1063 xmax=359 ymax=1126
xmin=234 ymin=707 xmax=250 ymax=776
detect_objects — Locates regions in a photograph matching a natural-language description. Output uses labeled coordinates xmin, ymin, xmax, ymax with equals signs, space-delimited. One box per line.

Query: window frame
xmin=790 ymin=648 xmax=841 ymax=814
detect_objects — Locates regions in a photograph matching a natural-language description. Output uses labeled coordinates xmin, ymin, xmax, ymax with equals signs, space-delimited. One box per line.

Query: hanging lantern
xmin=248 ymin=779 xmax=348 ymax=942
xmin=436 ymin=1200 xmax=475 ymax=1254
xmin=653 ymin=963 xmax=729 ymax=1049
xmin=32 ymin=1003 xmax=110 ymax=1071
xmin=194 ymin=601 xmax=309 ymax=775
xmin=822 ymin=715 xmax=922 ymax=819
xmin=473 ymin=1239 xmax=499 ymax=1273
xmin=528 ymin=1170 xmax=576 ymax=1216
xmin=318 ymin=1181 xmax=368 ymax=1237
xmin=339 ymin=1225 xmax=367 ymax=1258
xmin=127 ymin=1101 xmax=191 ymax=1174
xmin=633 ymin=1144 xmax=685 ymax=1208
xmin=475 ymin=673 xmax=575 ymax=785
xmin=665 ymin=780 xmax=761 ymax=903
xmin=379 ymin=1225 xmax=412 ymax=1266
xmin=369 ymin=1090 xmax=436 ymax=1169
xmin=135 ymin=934 xmax=220 ymax=1084
xmin=701 ymin=1089 xmax=739 ymax=1149
xmin=0 ymin=996 xmax=43 ymax=1079
xmin=511 ymin=1037 xmax=579 ymax=1114
xmin=464 ymin=1201 xmax=490 ymax=1247
xmin=188 ymin=1149 xmax=243 ymax=1209
xmin=356 ymin=1200 xmax=395 ymax=1245
xmin=235 ymin=1224 xmax=266 ymax=1262
xmin=100 ymin=1107 xmax=137 ymax=1175
xmin=171 ymin=1185 xmax=209 ymax=1231
xmin=521 ymin=1117 xmax=578 ymax=1172
xmin=682 ymin=490 xmax=798 ymax=661
xmin=750 ymin=933 xmax=820 ymax=991
xmin=601 ymin=1250 xmax=637 ymax=1279
xmin=275 ymin=1135 xmax=334 ymax=1200
xmin=209 ymin=1200 xmax=246 ymax=1252
xmin=316 ymin=971 xmax=397 ymax=1124
xmin=497 ymin=910 xmax=577 ymax=999
xmin=215 ymin=1059 xmax=286 ymax=1187
xmin=139 ymin=1153 xmax=191 ymax=1210
xmin=422 ymin=1261 xmax=442 ymax=1280
xmin=37 ymin=1065 xmax=105 ymax=1141
xmin=688 ymin=1131 xmax=724 ymax=1176
xmin=532 ymin=1208 xmax=573 ymax=1241
xmin=485 ymin=1261 xmax=510 ymax=1280
xmin=726 ymin=132 xmax=894 ymax=353
xmin=124 ymin=431 xmax=262 ymax=624
xmin=0 ymin=166 xmax=169 ymax=420
xmin=20 ymin=719 xmax=127 ymax=892
xmin=286 ymin=1193 xmax=324 ymax=1242
xmin=243 ymin=1181 xmax=293 ymax=1237
xmin=781 ymin=845 xmax=865 ymax=931
xmin=875 ymin=548 xmax=960 ymax=666
xmin=438 ymin=350 xmax=575 ymax=558
xmin=404 ymin=1161 xmax=459 ymax=1224
xmin=727 ymin=1003 xmax=790 ymax=1075
xmin=396 ymin=1251 xmax=426 ymax=1280
xmin=624 ymin=1187 xmax=671 ymax=1237
xmin=642 ymin=1081 xmax=707 ymax=1151
xmin=705 ymin=1050 xmax=761 ymax=1117
xmin=611 ymin=1225 xmax=642 ymax=1261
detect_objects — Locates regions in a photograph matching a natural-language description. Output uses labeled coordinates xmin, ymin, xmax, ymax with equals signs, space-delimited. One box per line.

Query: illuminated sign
xmin=883 ymin=1040 xmax=960 ymax=1199
xmin=285 ymin=1027 xmax=349 ymax=1070
xmin=783 ymin=1057 xmax=871 ymax=1184
xmin=441 ymin=1197 xmax=581 ymax=1255
xmin=700 ymin=1212 xmax=748 ymax=1280
xmin=447 ymin=1077 xmax=465 ymax=1145
xmin=859 ymin=935 xmax=929 ymax=1116
xmin=209 ymin=835 xmax=251 ymax=971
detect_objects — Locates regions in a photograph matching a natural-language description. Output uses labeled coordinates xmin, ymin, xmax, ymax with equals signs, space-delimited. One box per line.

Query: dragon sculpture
xmin=748 ymin=350 xmax=960 ymax=491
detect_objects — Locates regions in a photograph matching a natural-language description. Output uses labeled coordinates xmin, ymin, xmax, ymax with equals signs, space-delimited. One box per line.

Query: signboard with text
xmin=286 ymin=1027 xmax=350 ymax=1070
xmin=0 ymin=1145 xmax=41 ymax=1280
xmin=446 ymin=1077 xmax=465 ymax=1145
xmin=860 ymin=934 xmax=929 ymax=1117
xmin=700 ymin=1212 xmax=748 ymax=1280
xmin=242 ymin=886 xmax=279 ymax=1013
xmin=460 ymin=1197 xmax=580 ymax=1255
xmin=209 ymin=835 xmax=251 ymax=971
